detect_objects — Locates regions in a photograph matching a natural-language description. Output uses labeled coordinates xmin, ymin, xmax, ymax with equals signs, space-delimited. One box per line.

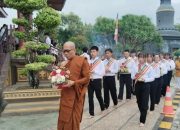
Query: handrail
xmin=0 ymin=24 xmax=8 ymax=45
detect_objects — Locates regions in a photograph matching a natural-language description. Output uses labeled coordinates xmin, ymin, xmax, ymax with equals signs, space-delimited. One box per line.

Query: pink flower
xmin=56 ymin=74 xmax=61 ymax=77
xmin=66 ymin=70 xmax=70 ymax=74
xmin=65 ymin=75 xmax=69 ymax=78
xmin=60 ymin=71 xmax=66 ymax=75
xmin=50 ymin=71 xmax=56 ymax=76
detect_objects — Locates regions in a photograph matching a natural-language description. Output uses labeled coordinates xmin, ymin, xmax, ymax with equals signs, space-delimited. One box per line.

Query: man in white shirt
xmin=81 ymin=47 xmax=90 ymax=64
xmin=160 ymin=53 xmax=169 ymax=96
xmin=118 ymin=50 xmax=136 ymax=101
xmin=88 ymin=46 xmax=105 ymax=118
xmin=164 ymin=53 xmax=175 ymax=87
xmin=103 ymin=49 xmax=118 ymax=109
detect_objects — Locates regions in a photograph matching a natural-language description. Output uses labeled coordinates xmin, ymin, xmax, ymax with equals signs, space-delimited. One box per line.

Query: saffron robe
xmin=58 ymin=56 xmax=90 ymax=130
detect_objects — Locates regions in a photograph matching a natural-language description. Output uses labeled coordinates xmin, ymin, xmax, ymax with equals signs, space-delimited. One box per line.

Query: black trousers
xmin=88 ymin=79 xmax=105 ymax=116
xmin=149 ymin=80 xmax=157 ymax=111
xmin=161 ymin=74 xmax=168 ymax=96
xmin=135 ymin=82 xmax=150 ymax=124
xmin=103 ymin=76 xmax=118 ymax=109
xmin=118 ymin=74 xmax=132 ymax=100
xmin=155 ymin=77 xmax=163 ymax=104
xmin=167 ymin=71 xmax=173 ymax=86
xmin=132 ymin=79 xmax=135 ymax=95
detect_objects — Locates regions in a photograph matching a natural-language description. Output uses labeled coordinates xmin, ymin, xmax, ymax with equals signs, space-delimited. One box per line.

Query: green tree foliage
xmin=69 ymin=35 xmax=88 ymax=54
xmin=6 ymin=0 xmax=61 ymax=88
xmin=34 ymin=7 xmax=61 ymax=31
xmin=58 ymin=12 xmax=90 ymax=52
xmin=58 ymin=12 xmax=84 ymax=43
xmin=174 ymin=49 xmax=180 ymax=57
xmin=120 ymin=14 xmax=163 ymax=50
xmin=94 ymin=17 xmax=115 ymax=35
xmin=175 ymin=24 xmax=180 ymax=31
xmin=4 ymin=0 xmax=47 ymax=15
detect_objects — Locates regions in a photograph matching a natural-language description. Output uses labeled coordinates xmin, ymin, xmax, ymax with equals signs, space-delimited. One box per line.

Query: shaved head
xmin=63 ymin=41 xmax=76 ymax=49
xmin=63 ymin=41 xmax=76 ymax=60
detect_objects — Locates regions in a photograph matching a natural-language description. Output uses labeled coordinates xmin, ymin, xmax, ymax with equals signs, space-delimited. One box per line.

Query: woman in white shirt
xmin=134 ymin=53 xmax=154 ymax=127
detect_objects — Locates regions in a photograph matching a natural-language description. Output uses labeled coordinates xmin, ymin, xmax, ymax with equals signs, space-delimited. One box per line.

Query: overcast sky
xmin=1 ymin=0 xmax=180 ymax=27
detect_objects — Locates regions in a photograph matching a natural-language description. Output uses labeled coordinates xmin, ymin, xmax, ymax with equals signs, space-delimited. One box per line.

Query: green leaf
xmin=34 ymin=7 xmax=61 ymax=31
xmin=36 ymin=55 xmax=56 ymax=63
xmin=25 ymin=62 xmax=48 ymax=71
xmin=11 ymin=48 xmax=27 ymax=58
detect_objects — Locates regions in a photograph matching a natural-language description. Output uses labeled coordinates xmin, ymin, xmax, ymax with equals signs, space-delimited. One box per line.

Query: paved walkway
xmin=81 ymin=96 xmax=164 ymax=130
xmin=0 ymin=95 xmax=165 ymax=130
xmin=0 ymin=80 xmax=177 ymax=130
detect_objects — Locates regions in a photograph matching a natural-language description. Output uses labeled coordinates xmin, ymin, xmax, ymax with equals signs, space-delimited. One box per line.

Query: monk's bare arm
xmin=74 ymin=59 xmax=90 ymax=86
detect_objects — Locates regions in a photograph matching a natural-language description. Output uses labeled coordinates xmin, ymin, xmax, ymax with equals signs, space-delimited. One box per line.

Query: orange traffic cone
xmin=162 ymin=86 xmax=175 ymax=115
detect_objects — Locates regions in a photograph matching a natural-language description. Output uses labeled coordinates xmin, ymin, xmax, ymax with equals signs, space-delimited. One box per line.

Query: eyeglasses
xmin=63 ymin=49 xmax=73 ymax=53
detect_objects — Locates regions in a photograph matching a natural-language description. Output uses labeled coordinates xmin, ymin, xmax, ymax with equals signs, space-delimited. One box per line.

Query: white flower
xmin=56 ymin=75 xmax=66 ymax=84
xmin=56 ymin=69 xmax=61 ymax=74
xmin=51 ymin=76 xmax=57 ymax=83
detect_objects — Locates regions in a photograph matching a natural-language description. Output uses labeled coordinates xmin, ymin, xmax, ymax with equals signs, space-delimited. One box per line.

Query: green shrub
xmin=25 ymin=62 xmax=48 ymax=71
xmin=12 ymin=18 xmax=29 ymax=26
xmin=25 ymin=41 xmax=50 ymax=51
xmin=11 ymin=48 xmax=27 ymax=58
xmin=36 ymin=55 xmax=55 ymax=63
xmin=174 ymin=49 xmax=180 ymax=57
xmin=34 ymin=7 xmax=61 ymax=30
xmin=13 ymin=31 xmax=26 ymax=40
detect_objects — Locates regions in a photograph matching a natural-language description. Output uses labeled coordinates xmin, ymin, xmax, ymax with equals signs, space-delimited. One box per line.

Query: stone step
xmin=4 ymin=88 xmax=61 ymax=103
xmin=10 ymin=82 xmax=52 ymax=90
xmin=1 ymin=88 xmax=61 ymax=116
xmin=2 ymin=100 xmax=60 ymax=116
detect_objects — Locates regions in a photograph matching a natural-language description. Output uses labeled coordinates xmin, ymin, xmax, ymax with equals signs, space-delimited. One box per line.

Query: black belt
xmin=90 ymin=78 xmax=101 ymax=81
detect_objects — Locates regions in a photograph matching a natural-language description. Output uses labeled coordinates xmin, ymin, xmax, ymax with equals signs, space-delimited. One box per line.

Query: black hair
xmin=164 ymin=53 xmax=170 ymax=56
xmin=153 ymin=53 xmax=160 ymax=57
xmin=82 ymin=47 xmax=88 ymax=53
xmin=90 ymin=46 xmax=99 ymax=51
xmin=105 ymin=48 xmax=113 ymax=53
xmin=45 ymin=32 xmax=49 ymax=36
xmin=145 ymin=53 xmax=153 ymax=58
xmin=124 ymin=49 xmax=129 ymax=53
xmin=130 ymin=49 xmax=136 ymax=53
xmin=138 ymin=53 xmax=146 ymax=58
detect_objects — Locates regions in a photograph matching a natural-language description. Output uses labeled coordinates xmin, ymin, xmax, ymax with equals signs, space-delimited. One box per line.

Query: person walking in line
xmin=57 ymin=41 xmax=90 ymax=130
xmin=153 ymin=54 xmax=163 ymax=106
xmin=164 ymin=53 xmax=175 ymax=87
xmin=103 ymin=48 xmax=119 ymax=109
xmin=160 ymin=53 xmax=169 ymax=97
xmin=134 ymin=53 xmax=154 ymax=127
xmin=146 ymin=53 xmax=156 ymax=113
xmin=130 ymin=49 xmax=138 ymax=95
xmin=118 ymin=50 xmax=136 ymax=101
xmin=88 ymin=46 xmax=105 ymax=118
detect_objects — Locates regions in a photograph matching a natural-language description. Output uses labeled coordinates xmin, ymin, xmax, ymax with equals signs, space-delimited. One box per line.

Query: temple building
xmin=157 ymin=0 xmax=180 ymax=52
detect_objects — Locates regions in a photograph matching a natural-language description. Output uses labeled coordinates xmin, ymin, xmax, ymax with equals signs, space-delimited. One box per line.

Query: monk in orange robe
xmin=58 ymin=41 xmax=90 ymax=130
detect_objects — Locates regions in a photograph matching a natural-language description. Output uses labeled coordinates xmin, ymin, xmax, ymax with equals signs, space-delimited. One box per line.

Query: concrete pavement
xmin=0 ymin=80 xmax=177 ymax=130
xmin=0 ymin=95 xmax=165 ymax=130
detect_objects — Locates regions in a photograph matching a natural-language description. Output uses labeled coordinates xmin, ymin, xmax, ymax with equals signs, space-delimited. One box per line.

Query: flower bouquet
xmin=120 ymin=63 xmax=129 ymax=73
xmin=49 ymin=66 xmax=70 ymax=89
